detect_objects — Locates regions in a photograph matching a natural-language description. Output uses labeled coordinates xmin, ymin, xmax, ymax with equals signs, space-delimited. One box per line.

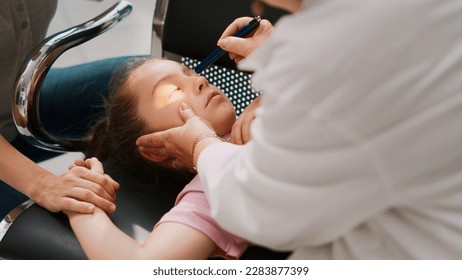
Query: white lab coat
xmin=198 ymin=0 xmax=462 ymax=259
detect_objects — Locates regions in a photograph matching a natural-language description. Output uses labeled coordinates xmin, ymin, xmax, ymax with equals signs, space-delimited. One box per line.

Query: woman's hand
xmin=33 ymin=157 xmax=119 ymax=214
xmin=136 ymin=103 xmax=219 ymax=171
xmin=218 ymin=17 xmax=273 ymax=63
xmin=231 ymin=95 xmax=261 ymax=144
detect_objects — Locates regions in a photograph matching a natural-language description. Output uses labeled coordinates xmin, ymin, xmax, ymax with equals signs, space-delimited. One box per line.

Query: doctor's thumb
xmin=180 ymin=103 xmax=196 ymax=121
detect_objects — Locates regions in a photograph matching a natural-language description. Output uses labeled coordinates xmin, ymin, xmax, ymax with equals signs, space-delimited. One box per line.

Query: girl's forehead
xmin=144 ymin=60 xmax=189 ymax=78
xmin=131 ymin=59 xmax=182 ymax=82
xmin=144 ymin=59 xmax=181 ymax=71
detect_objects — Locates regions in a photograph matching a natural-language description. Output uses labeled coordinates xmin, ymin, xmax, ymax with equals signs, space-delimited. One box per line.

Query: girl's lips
xmin=206 ymin=91 xmax=220 ymax=107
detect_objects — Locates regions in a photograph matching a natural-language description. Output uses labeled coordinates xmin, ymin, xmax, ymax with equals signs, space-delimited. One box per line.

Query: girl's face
xmin=133 ymin=59 xmax=236 ymax=136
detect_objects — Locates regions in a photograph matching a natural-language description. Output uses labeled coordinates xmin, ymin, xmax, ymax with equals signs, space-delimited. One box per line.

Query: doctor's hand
xmin=218 ymin=16 xmax=273 ymax=63
xmin=231 ymin=95 xmax=261 ymax=145
xmin=137 ymin=103 xmax=221 ymax=171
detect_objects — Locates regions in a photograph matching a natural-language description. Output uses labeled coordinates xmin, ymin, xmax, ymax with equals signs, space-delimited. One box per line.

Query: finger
xmin=58 ymin=197 xmax=96 ymax=214
xmin=234 ymin=55 xmax=245 ymax=64
xmin=139 ymin=147 xmax=169 ymax=163
xmin=233 ymin=96 xmax=260 ymax=144
xmin=68 ymin=188 xmax=116 ymax=214
xmin=260 ymin=19 xmax=274 ymax=31
xmin=74 ymin=159 xmax=86 ymax=166
xmin=219 ymin=17 xmax=254 ymax=40
xmin=231 ymin=120 xmax=244 ymax=145
xmin=86 ymin=157 xmax=104 ymax=174
xmin=72 ymin=168 xmax=118 ymax=199
xmin=179 ymin=102 xmax=197 ymax=122
xmin=218 ymin=37 xmax=254 ymax=58
xmin=68 ymin=182 xmax=114 ymax=206
xmin=241 ymin=114 xmax=255 ymax=144
xmin=84 ymin=158 xmax=120 ymax=192
xmin=139 ymin=148 xmax=172 ymax=169
xmin=136 ymin=131 xmax=168 ymax=148
xmin=69 ymin=159 xmax=86 ymax=170
xmin=86 ymin=179 xmax=115 ymax=202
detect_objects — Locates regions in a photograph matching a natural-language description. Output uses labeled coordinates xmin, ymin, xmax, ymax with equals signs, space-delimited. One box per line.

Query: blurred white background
xmin=39 ymin=0 xmax=156 ymax=174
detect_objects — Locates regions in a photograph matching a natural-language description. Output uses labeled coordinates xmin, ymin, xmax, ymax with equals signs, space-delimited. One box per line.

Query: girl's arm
xmin=67 ymin=208 xmax=216 ymax=259
xmin=66 ymin=158 xmax=216 ymax=259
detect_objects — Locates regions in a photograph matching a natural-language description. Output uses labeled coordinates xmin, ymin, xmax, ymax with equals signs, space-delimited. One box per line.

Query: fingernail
xmin=109 ymin=204 xmax=116 ymax=212
xmin=180 ymin=103 xmax=190 ymax=111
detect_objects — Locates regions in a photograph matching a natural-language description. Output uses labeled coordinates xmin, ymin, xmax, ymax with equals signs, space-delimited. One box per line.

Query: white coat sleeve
xmin=198 ymin=123 xmax=388 ymax=251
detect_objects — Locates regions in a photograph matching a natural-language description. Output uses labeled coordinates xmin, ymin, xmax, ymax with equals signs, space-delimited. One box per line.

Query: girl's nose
xmin=195 ymin=75 xmax=209 ymax=92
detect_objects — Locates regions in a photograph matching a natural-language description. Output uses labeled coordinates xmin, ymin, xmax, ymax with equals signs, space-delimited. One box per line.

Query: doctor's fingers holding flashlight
xmin=217 ymin=16 xmax=273 ymax=63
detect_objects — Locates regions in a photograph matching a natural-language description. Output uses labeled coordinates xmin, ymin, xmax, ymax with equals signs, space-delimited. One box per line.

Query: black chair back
xmin=161 ymin=0 xmax=287 ymax=69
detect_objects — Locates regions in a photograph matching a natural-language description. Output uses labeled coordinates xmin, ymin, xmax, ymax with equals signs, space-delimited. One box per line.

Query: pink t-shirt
xmin=155 ymin=175 xmax=248 ymax=259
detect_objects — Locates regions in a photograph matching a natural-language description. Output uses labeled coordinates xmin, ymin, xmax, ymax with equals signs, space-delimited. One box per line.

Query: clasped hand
xmin=46 ymin=157 xmax=120 ymax=214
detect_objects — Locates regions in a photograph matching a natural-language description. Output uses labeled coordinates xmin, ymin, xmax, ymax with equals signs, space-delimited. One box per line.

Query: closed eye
xmin=169 ymin=87 xmax=181 ymax=98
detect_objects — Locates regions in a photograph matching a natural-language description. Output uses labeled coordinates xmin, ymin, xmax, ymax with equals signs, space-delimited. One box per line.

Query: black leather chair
xmin=0 ymin=0 xmax=290 ymax=260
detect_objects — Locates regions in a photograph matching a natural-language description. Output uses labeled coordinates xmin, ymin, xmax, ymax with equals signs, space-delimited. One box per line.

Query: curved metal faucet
xmin=12 ymin=0 xmax=133 ymax=152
